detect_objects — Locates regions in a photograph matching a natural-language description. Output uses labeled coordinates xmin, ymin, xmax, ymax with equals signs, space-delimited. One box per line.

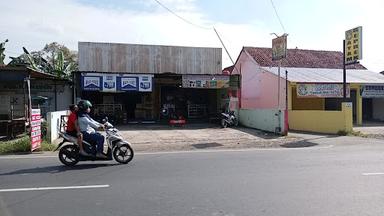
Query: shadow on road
xmin=0 ymin=163 xmax=118 ymax=176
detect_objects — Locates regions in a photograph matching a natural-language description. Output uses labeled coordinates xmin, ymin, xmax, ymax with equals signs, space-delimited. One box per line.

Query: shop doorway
xmin=362 ymin=98 xmax=373 ymax=121
xmin=160 ymin=86 xmax=220 ymax=122
xmin=81 ymin=91 xmax=155 ymax=124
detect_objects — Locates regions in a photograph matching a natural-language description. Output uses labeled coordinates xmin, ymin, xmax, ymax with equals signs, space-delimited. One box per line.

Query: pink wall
xmin=232 ymin=51 xmax=287 ymax=109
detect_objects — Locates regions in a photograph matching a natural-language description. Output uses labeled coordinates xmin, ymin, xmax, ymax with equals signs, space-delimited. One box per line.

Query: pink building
xmin=229 ymin=47 xmax=376 ymax=134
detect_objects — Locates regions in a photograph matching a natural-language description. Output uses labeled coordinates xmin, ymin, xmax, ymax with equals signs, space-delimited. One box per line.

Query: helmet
xmin=77 ymin=100 xmax=92 ymax=111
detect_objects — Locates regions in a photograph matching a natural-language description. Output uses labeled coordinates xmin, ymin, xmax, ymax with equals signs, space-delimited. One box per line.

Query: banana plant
xmin=0 ymin=39 xmax=9 ymax=65
xmin=51 ymin=51 xmax=76 ymax=79
xmin=8 ymin=46 xmax=77 ymax=80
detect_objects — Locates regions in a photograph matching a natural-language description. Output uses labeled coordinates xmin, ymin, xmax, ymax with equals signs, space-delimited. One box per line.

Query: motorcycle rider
xmin=77 ymin=100 xmax=107 ymax=158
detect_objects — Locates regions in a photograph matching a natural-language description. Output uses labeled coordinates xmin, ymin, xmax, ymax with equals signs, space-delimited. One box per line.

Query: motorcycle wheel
xmin=113 ymin=143 xmax=134 ymax=164
xmin=221 ymin=119 xmax=228 ymax=128
xmin=58 ymin=145 xmax=79 ymax=166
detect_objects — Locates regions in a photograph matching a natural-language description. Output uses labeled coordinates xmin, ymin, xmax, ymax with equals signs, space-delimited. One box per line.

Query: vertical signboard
xmin=102 ymin=74 xmax=117 ymax=92
xmin=345 ymin=26 xmax=362 ymax=64
xmin=31 ymin=109 xmax=41 ymax=151
xmin=272 ymin=35 xmax=287 ymax=61
xmin=138 ymin=75 xmax=153 ymax=92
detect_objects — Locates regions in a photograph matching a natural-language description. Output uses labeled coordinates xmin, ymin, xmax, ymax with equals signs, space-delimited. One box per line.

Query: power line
xmin=152 ymin=0 xmax=239 ymax=73
xmin=152 ymin=0 xmax=211 ymax=30
xmin=269 ymin=0 xmax=287 ymax=33
xmin=213 ymin=27 xmax=237 ymax=71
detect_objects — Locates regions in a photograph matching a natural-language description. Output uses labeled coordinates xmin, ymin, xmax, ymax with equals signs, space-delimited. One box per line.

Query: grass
xmin=337 ymin=130 xmax=368 ymax=138
xmin=0 ymin=135 xmax=56 ymax=155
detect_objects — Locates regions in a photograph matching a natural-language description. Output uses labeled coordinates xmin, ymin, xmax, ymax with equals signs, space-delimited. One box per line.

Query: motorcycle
xmin=55 ymin=117 xmax=134 ymax=166
xmin=221 ymin=111 xmax=238 ymax=128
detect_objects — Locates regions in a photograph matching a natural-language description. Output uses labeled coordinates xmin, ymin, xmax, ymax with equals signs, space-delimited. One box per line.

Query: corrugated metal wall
xmin=79 ymin=42 xmax=222 ymax=75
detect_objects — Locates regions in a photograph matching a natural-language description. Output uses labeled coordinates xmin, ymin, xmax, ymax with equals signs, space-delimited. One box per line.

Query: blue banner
xmin=81 ymin=73 xmax=153 ymax=92
xmin=82 ymin=76 xmax=102 ymax=91
xmin=118 ymin=77 xmax=139 ymax=91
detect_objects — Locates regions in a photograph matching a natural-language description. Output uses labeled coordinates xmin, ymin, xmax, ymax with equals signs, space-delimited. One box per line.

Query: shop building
xmin=230 ymin=47 xmax=384 ymax=134
xmin=75 ymin=42 xmax=228 ymax=124
xmin=0 ymin=66 xmax=72 ymax=138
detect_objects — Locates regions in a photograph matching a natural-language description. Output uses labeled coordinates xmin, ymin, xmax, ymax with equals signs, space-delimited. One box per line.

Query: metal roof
xmin=262 ymin=67 xmax=384 ymax=84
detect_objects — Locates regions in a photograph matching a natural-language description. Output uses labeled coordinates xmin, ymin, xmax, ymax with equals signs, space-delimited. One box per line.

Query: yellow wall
xmin=350 ymin=84 xmax=362 ymax=125
xmin=289 ymin=102 xmax=353 ymax=134
xmin=291 ymin=86 xmax=325 ymax=110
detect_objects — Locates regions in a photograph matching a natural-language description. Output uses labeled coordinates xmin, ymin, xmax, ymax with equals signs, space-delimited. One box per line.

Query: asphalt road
xmin=1 ymin=136 xmax=384 ymax=216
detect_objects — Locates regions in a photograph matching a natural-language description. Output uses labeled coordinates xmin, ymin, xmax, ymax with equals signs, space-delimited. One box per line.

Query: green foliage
xmin=0 ymin=39 xmax=9 ymax=65
xmin=0 ymin=136 xmax=31 ymax=154
xmin=0 ymin=135 xmax=56 ymax=154
xmin=336 ymin=130 xmax=348 ymax=136
xmin=7 ymin=42 xmax=78 ymax=79
xmin=41 ymin=140 xmax=56 ymax=151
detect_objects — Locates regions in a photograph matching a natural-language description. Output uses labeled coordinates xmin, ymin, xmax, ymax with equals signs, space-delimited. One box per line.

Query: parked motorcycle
xmin=221 ymin=111 xmax=238 ymax=128
xmin=55 ymin=118 xmax=134 ymax=166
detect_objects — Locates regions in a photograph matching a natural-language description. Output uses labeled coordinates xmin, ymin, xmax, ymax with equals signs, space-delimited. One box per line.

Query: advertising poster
xmin=31 ymin=109 xmax=41 ymax=151
xmin=82 ymin=76 xmax=102 ymax=91
xmin=102 ymin=74 xmax=117 ymax=92
xmin=119 ymin=77 xmax=138 ymax=91
xmin=138 ymin=75 xmax=153 ymax=92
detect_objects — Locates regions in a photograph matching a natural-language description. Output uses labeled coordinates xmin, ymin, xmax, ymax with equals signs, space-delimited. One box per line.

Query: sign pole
xmin=271 ymin=34 xmax=287 ymax=134
xmin=343 ymin=39 xmax=347 ymax=100
xmin=278 ymin=60 xmax=281 ymax=109
xmin=277 ymin=60 xmax=281 ymax=133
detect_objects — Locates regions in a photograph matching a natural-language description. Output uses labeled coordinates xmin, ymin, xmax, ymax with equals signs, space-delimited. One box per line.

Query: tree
xmin=0 ymin=39 xmax=9 ymax=65
xmin=7 ymin=42 xmax=78 ymax=79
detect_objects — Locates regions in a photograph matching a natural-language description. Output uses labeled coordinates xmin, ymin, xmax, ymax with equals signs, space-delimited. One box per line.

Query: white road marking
xmin=362 ymin=173 xmax=384 ymax=176
xmin=0 ymin=184 xmax=110 ymax=193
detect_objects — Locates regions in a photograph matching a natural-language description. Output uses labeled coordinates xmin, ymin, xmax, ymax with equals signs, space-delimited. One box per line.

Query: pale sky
xmin=0 ymin=0 xmax=383 ymax=71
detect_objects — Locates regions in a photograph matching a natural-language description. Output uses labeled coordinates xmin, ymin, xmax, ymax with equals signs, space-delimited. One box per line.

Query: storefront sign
xmin=82 ymin=76 xmax=102 ymax=91
xmin=138 ymin=75 xmax=153 ymax=92
xmin=297 ymin=83 xmax=350 ymax=98
xmin=102 ymin=74 xmax=117 ymax=92
xmin=120 ymin=77 xmax=138 ymax=91
xmin=81 ymin=73 xmax=153 ymax=92
xmin=31 ymin=109 xmax=41 ymax=151
xmin=272 ymin=35 xmax=287 ymax=61
xmin=345 ymin=26 xmax=362 ymax=64
xmin=182 ymin=75 xmax=229 ymax=89
xmin=361 ymin=85 xmax=384 ymax=98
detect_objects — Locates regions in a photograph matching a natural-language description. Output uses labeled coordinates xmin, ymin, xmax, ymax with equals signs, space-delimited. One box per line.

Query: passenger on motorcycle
xmin=66 ymin=104 xmax=89 ymax=156
xmin=77 ymin=100 xmax=107 ymax=158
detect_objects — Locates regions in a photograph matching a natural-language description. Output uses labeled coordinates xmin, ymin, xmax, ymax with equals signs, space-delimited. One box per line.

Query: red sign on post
xmin=31 ymin=109 xmax=41 ymax=151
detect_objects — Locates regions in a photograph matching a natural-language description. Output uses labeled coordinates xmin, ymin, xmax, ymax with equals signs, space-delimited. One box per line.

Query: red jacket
xmin=66 ymin=112 xmax=77 ymax=132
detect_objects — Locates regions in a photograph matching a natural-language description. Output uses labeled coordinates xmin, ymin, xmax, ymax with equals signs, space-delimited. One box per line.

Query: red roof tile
xmin=244 ymin=47 xmax=366 ymax=69
xmin=222 ymin=65 xmax=234 ymax=74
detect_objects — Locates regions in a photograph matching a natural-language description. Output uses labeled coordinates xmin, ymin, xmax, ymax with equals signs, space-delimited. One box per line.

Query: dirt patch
xmin=117 ymin=124 xmax=304 ymax=152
